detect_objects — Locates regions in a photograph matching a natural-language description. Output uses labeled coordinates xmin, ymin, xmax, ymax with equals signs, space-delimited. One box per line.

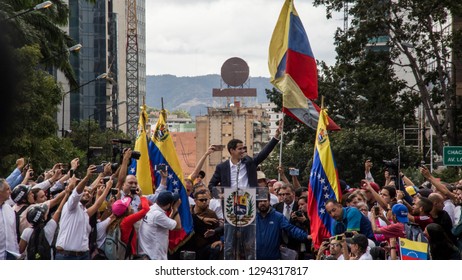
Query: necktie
xmin=282 ymin=204 xmax=291 ymax=244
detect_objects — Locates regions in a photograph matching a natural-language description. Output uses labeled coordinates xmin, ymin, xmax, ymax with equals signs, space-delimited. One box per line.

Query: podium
xmin=212 ymin=187 xmax=269 ymax=260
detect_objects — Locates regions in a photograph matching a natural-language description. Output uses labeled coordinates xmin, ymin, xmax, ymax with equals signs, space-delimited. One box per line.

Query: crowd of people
xmin=1 ymin=121 xmax=462 ymax=260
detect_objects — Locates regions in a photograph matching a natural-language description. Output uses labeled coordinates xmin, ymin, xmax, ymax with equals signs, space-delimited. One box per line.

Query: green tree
xmin=314 ymin=0 xmax=462 ymax=154
xmin=69 ymin=120 xmax=130 ymax=166
xmin=0 ymin=0 xmax=78 ymax=87
xmin=265 ymin=87 xmax=419 ymax=186
xmin=0 ymin=45 xmax=81 ymax=174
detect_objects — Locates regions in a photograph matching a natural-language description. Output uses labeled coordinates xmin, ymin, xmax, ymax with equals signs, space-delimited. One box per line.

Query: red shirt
xmin=414 ymin=215 xmax=433 ymax=231
xmin=119 ymin=196 xmax=150 ymax=254
xmin=380 ymin=222 xmax=405 ymax=240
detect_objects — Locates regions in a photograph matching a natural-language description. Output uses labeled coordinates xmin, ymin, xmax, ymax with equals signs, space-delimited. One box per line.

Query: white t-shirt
xmin=138 ymin=203 xmax=177 ymax=260
xmin=21 ymin=220 xmax=57 ymax=260
xmin=209 ymin=198 xmax=223 ymax=219
xmin=96 ymin=218 xmax=111 ymax=249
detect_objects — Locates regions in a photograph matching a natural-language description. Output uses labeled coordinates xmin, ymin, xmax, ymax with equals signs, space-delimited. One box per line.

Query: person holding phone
xmin=325 ymin=198 xmax=376 ymax=243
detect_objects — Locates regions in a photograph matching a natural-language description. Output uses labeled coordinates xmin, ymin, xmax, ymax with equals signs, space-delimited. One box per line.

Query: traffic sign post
xmin=443 ymin=146 xmax=462 ymax=166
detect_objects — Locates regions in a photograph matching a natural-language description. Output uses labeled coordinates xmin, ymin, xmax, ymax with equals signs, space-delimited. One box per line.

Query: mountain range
xmin=146 ymin=74 xmax=274 ymax=117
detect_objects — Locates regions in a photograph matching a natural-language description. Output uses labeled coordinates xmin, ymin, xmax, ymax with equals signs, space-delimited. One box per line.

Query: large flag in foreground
xmin=399 ymin=238 xmax=428 ymax=260
xmin=269 ymin=0 xmax=340 ymax=131
xmin=149 ymin=109 xmax=193 ymax=253
xmin=128 ymin=105 xmax=154 ymax=195
xmin=307 ymin=109 xmax=341 ymax=248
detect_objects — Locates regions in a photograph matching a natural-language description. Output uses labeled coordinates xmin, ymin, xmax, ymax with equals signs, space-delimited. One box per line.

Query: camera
xmin=110 ymin=188 xmax=118 ymax=195
xmin=334 ymin=235 xmax=343 ymax=241
xmin=295 ymin=210 xmax=303 ymax=217
xmin=379 ymin=241 xmax=388 ymax=248
xmin=289 ymin=168 xmax=299 ymax=176
xmin=131 ymin=151 xmax=141 ymax=160
xmin=154 ymin=163 xmax=168 ymax=171
xmin=344 ymin=231 xmax=354 ymax=238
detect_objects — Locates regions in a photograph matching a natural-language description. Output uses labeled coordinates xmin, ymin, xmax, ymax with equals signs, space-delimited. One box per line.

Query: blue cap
xmin=392 ymin=203 xmax=409 ymax=223
xmin=156 ymin=191 xmax=180 ymax=206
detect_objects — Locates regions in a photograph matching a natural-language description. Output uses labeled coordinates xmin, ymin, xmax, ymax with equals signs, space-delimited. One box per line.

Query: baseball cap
xmin=156 ymin=191 xmax=180 ymax=206
xmin=361 ymin=181 xmax=380 ymax=192
xmin=392 ymin=203 xmax=409 ymax=223
xmin=257 ymin=171 xmax=267 ymax=181
xmin=417 ymin=188 xmax=433 ymax=198
xmin=112 ymin=197 xmax=132 ymax=217
xmin=346 ymin=234 xmax=369 ymax=250
xmin=405 ymin=186 xmax=417 ymax=196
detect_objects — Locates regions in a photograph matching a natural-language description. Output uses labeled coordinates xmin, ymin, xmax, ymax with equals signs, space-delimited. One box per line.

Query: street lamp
xmin=61 ymin=72 xmax=108 ymax=137
xmin=43 ymin=43 xmax=82 ymax=64
xmin=87 ymin=101 xmax=127 ymax=166
xmin=2 ymin=1 xmax=53 ymax=21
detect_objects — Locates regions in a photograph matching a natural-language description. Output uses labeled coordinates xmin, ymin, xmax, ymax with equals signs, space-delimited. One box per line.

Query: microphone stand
xmin=233 ymin=162 xmax=240 ymax=259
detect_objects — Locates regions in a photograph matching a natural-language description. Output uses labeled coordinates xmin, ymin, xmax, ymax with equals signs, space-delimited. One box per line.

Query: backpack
xmin=404 ymin=223 xmax=428 ymax=243
xmin=27 ymin=227 xmax=51 ymax=260
xmin=15 ymin=205 xmax=28 ymax=243
xmin=104 ymin=226 xmax=128 ymax=260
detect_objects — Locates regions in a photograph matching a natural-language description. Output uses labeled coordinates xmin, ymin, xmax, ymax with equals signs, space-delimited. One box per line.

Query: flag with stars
xmin=307 ymin=108 xmax=341 ymax=248
xmin=149 ymin=109 xmax=193 ymax=253
xmin=128 ymin=104 xmax=154 ymax=195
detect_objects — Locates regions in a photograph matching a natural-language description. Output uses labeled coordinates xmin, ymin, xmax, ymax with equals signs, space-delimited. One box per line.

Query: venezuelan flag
xmin=307 ymin=109 xmax=341 ymax=248
xmin=128 ymin=105 xmax=154 ymax=195
xmin=268 ymin=0 xmax=340 ymax=131
xmin=399 ymin=238 xmax=428 ymax=260
xmin=149 ymin=109 xmax=193 ymax=253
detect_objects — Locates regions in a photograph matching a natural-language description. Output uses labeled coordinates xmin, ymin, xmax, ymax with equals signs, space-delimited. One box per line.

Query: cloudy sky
xmin=145 ymin=0 xmax=343 ymax=78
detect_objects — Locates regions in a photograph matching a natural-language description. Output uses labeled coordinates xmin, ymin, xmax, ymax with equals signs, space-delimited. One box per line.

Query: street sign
xmin=443 ymin=146 xmax=462 ymax=166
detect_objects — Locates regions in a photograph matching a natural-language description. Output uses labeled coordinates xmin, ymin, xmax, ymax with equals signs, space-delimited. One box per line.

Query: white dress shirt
xmin=229 ymin=160 xmax=248 ymax=189
xmin=0 ymin=203 xmax=20 ymax=259
xmin=55 ymin=188 xmax=91 ymax=251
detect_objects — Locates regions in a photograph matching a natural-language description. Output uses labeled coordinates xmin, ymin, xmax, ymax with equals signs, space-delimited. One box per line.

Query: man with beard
xmin=256 ymin=194 xmax=310 ymax=260
xmin=55 ymin=165 xmax=112 ymax=260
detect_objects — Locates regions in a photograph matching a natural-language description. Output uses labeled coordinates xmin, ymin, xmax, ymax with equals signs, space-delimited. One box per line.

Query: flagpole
xmin=161 ymin=97 xmax=164 ymax=110
xmin=278 ymin=113 xmax=285 ymax=181
xmin=320 ymin=95 xmax=325 ymax=110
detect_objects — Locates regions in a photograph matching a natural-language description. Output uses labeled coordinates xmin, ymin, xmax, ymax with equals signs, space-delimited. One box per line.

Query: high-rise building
xmin=60 ymin=0 xmax=146 ymax=133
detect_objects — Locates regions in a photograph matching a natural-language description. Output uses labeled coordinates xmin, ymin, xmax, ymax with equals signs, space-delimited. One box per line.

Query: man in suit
xmin=274 ymin=183 xmax=305 ymax=258
xmin=208 ymin=120 xmax=283 ymax=190
xmin=208 ymin=120 xmax=282 ymax=259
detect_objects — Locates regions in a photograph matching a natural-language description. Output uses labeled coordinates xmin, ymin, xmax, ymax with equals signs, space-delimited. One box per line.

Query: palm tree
xmin=0 ymin=0 xmax=78 ymax=87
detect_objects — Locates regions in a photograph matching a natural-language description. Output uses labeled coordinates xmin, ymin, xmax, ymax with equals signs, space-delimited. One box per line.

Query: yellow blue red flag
xmin=269 ymin=0 xmax=340 ymax=131
xmin=128 ymin=104 xmax=153 ymax=195
xmin=307 ymin=109 xmax=341 ymax=248
xmin=399 ymin=237 xmax=428 ymax=260
xmin=149 ymin=109 xmax=193 ymax=252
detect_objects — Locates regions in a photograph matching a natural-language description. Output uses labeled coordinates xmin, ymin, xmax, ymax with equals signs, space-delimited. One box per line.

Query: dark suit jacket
xmin=208 ymin=137 xmax=279 ymax=190
xmin=274 ymin=201 xmax=305 ymax=252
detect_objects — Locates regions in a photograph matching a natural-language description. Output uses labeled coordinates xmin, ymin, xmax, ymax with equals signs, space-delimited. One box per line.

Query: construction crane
xmin=126 ymin=0 xmax=139 ymax=139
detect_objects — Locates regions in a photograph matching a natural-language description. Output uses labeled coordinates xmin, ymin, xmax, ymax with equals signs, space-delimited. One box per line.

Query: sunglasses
xmin=197 ymin=198 xmax=209 ymax=202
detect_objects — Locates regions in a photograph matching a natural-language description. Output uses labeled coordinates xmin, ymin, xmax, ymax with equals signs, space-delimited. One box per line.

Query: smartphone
xmin=212 ymin=144 xmax=225 ymax=151
xmin=335 ymin=235 xmax=343 ymax=241
xmin=95 ymin=165 xmax=104 ymax=173
xmin=154 ymin=164 xmax=168 ymax=171
xmin=289 ymin=168 xmax=299 ymax=176
xmin=373 ymin=205 xmax=380 ymax=216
